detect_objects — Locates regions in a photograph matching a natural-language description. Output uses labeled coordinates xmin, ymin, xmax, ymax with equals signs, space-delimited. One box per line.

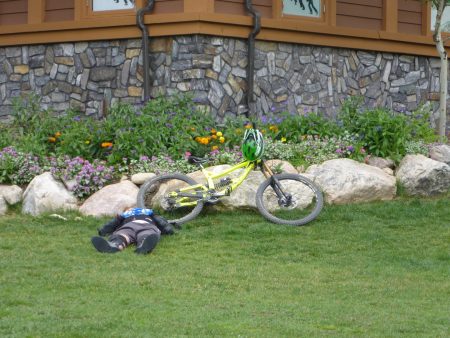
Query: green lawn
xmin=0 ymin=196 xmax=449 ymax=337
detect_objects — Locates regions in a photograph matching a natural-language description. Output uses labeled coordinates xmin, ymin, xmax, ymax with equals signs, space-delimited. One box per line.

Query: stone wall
xmin=0 ymin=35 xmax=448 ymax=132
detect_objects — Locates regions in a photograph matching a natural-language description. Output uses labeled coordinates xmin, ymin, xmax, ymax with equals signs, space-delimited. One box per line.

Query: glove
xmin=162 ymin=224 xmax=174 ymax=235
xmin=152 ymin=215 xmax=175 ymax=235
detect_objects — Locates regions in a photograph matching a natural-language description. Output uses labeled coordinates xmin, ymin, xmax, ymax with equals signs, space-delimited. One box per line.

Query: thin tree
xmin=423 ymin=0 xmax=450 ymax=138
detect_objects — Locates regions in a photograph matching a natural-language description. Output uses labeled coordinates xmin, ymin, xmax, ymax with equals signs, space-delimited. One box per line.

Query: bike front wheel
xmin=256 ymin=173 xmax=323 ymax=226
xmin=137 ymin=173 xmax=204 ymax=226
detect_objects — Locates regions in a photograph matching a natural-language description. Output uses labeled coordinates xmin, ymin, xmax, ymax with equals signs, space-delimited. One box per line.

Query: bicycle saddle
xmin=187 ymin=156 xmax=209 ymax=165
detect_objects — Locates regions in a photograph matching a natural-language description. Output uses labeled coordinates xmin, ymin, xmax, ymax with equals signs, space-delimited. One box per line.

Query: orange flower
xmin=55 ymin=131 xmax=62 ymax=138
xmin=211 ymin=134 xmax=217 ymax=140
xmin=219 ymin=136 xmax=225 ymax=143
xmin=244 ymin=124 xmax=252 ymax=129
xmin=48 ymin=137 xmax=56 ymax=143
xmin=210 ymin=128 xmax=217 ymax=134
xmin=101 ymin=142 xmax=113 ymax=148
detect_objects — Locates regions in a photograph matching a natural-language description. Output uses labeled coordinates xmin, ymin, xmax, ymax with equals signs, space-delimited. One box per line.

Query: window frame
xmin=81 ymin=0 xmax=144 ymax=20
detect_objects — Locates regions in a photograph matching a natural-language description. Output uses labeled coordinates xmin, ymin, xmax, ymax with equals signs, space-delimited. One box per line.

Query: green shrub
xmin=338 ymin=97 xmax=437 ymax=162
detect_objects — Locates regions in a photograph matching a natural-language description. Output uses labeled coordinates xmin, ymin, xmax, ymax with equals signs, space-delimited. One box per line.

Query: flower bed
xmin=0 ymin=94 xmax=444 ymax=199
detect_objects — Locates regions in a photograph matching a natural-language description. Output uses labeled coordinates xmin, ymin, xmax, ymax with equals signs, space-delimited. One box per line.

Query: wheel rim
xmin=140 ymin=176 xmax=202 ymax=224
xmin=259 ymin=177 xmax=321 ymax=224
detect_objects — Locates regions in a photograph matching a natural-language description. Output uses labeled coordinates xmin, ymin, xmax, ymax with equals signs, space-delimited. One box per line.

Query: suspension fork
xmin=260 ymin=160 xmax=290 ymax=202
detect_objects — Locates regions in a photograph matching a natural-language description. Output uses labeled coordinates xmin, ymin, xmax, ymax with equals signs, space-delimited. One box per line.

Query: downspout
xmin=137 ymin=0 xmax=155 ymax=102
xmin=244 ymin=0 xmax=261 ymax=118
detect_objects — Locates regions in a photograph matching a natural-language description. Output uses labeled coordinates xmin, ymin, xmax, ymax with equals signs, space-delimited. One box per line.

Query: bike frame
xmin=171 ymin=160 xmax=255 ymax=207
xmin=171 ymin=158 xmax=283 ymax=207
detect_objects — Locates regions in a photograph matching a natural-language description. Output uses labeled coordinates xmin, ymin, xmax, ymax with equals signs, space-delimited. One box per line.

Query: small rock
xmin=0 ymin=185 xmax=23 ymax=205
xmin=131 ymin=173 xmax=156 ymax=185
xmin=429 ymin=144 xmax=450 ymax=165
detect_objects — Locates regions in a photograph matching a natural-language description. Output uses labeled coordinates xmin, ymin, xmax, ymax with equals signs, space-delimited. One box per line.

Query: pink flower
xmin=184 ymin=151 xmax=192 ymax=159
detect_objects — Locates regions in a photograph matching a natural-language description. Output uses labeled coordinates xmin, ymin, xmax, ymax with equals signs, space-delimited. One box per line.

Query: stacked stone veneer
xmin=0 ymin=35 xmax=448 ymax=130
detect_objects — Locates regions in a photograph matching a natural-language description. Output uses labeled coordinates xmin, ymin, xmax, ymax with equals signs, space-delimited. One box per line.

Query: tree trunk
xmin=434 ymin=0 xmax=448 ymax=139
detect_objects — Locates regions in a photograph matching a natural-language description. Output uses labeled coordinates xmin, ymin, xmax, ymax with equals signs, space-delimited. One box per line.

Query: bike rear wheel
xmin=137 ymin=173 xmax=204 ymax=226
xmin=256 ymin=173 xmax=323 ymax=226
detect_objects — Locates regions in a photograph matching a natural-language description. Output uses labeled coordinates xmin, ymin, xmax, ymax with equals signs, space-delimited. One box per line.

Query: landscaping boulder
xmin=131 ymin=173 xmax=156 ymax=185
xmin=0 ymin=197 xmax=7 ymax=216
xmin=306 ymin=158 xmax=397 ymax=204
xmin=22 ymin=172 xmax=78 ymax=216
xmin=429 ymin=144 xmax=450 ymax=165
xmin=265 ymin=160 xmax=298 ymax=174
xmin=79 ymin=180 xmax=139 ymax=217
xmin=365 ymin=156 xmax=395 ymax=170
xmin=0 ymin=184 xmax=23 ymax=205
xmin=396 ymin=154 xmax=450 ymax=196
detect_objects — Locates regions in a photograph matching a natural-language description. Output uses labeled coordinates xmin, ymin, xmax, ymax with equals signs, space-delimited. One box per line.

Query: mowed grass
xmin=0 ymin=196 xmax=449 ymax=337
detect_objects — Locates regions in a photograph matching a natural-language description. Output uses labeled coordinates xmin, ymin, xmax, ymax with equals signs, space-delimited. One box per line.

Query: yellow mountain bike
xmin=137 ymin=127 xmax=323 ymax=227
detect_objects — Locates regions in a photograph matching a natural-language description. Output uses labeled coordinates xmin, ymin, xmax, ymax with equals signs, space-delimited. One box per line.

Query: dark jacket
xmin=98 ymin=213 xmax=174 ymax=237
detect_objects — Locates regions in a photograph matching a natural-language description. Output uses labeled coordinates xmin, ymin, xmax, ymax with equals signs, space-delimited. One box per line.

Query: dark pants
xmin=113 ymin=220 xmax=161 ymax=246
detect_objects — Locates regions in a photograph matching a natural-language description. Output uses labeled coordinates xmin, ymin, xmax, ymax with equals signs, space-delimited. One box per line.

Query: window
xmin=282 ymin=0 xmax=321 ymax=18
xmin=431 ymin=5 xmax=450 ymax=32
xmin=92 ymin=0 xmax=135 ymax=12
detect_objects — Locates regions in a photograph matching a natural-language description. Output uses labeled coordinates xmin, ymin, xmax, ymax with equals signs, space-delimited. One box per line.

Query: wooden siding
xmin=336 ymin=0 xmax=383 ymax=30
xmin=215 ymin=0 xmax=273 ymax=18
xmin=0 ymin=0 xmax=28 ymax=25
xmin=155 ymin=0 xmax=183 ymax=14
xmin=398 ymin=0 xmax=422 ymax=35
xmin=0 ymin=0 xmax=443 ymax=57
xmin=45 ymin=0 xmax=74 ymax=22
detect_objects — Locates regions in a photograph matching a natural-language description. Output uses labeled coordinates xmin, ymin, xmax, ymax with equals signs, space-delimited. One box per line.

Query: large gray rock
xmin=0 ymin=184 xmax=23 ymax=205
xmin=429 ymin=144 xmax=450 ymax=165
xmin=306 ymin=158 xmax=397 ymax=204
xmin=79 ymin=180 xmax=139 ymax=217
xmin=396 ymin=154 xmax=450 ymax=196
xmin=22 ymin=172 xmax=78 ymax=216
xmin=0 ymin=197 xmax=7 ymax=216
xmin=265 ymin=160 xmax=298 ymax=174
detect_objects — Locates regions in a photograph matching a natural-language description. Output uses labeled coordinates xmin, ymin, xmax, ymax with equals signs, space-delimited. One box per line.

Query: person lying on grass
xmin=91 ymin=208 xmax=174 ymax=255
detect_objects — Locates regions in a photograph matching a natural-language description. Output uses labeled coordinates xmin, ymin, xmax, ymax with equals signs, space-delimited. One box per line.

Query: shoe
xmin=91 ymin=236 xmax=121 ymax=253
xmin=135 ymin=233 xmax=159 ymax=255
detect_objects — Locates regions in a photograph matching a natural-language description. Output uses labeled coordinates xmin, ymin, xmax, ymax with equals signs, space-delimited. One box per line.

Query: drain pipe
xmin=137 ymin=0 xmax=155 ymax=102
xmin=244 ymin=0 xmax=261 ymax=118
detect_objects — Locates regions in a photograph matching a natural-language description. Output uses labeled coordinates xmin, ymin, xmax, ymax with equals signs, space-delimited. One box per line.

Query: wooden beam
xmin=273 ymin=0 xmax=282 ymax=19
xmin=74 ymin=0 xmax=84 ymax=21
xmin=28 ymin=0 xmax=44 ymax=25
xmin=184 ymin=0 xmax=214 ymax=13
xmin=383 ymin=0 xmax=398 ymax=33
xmin=326 ymin=0 xmax=336 ymax=26
xmin=422 ymin=2 xmax=432 ymax=37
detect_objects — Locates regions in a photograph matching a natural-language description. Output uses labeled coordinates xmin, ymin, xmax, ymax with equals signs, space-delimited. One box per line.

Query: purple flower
xmin=347 ymin=146 xmax=354 ymax=152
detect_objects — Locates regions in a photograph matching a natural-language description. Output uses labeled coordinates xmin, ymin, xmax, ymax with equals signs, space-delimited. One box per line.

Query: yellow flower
xmin=219 ymin=136 xmax=225 ymax=143
xmin=211 ymin=145 xmax=219 ymax=151
xmin=48 ymin=137 xmax=56 ymax=143
xmin=281 ymin=137 xmax=287 ymax=143
xmin=85 ymin=140 xmax=90 ymax=145
xmin=244 ymin=124 xmax=252 ymax=129
xmin=190 ymin=127 xmax=196 ymax=131
xmin=101 ymin=142 xmax=113 ymax=148
xmin=54 ymin=131 xmax=62 ymax=138
xmin=269 ymin=125 xmax=278 ymax=132
xmin=216 ymin=131 xmax=223 ymax=137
